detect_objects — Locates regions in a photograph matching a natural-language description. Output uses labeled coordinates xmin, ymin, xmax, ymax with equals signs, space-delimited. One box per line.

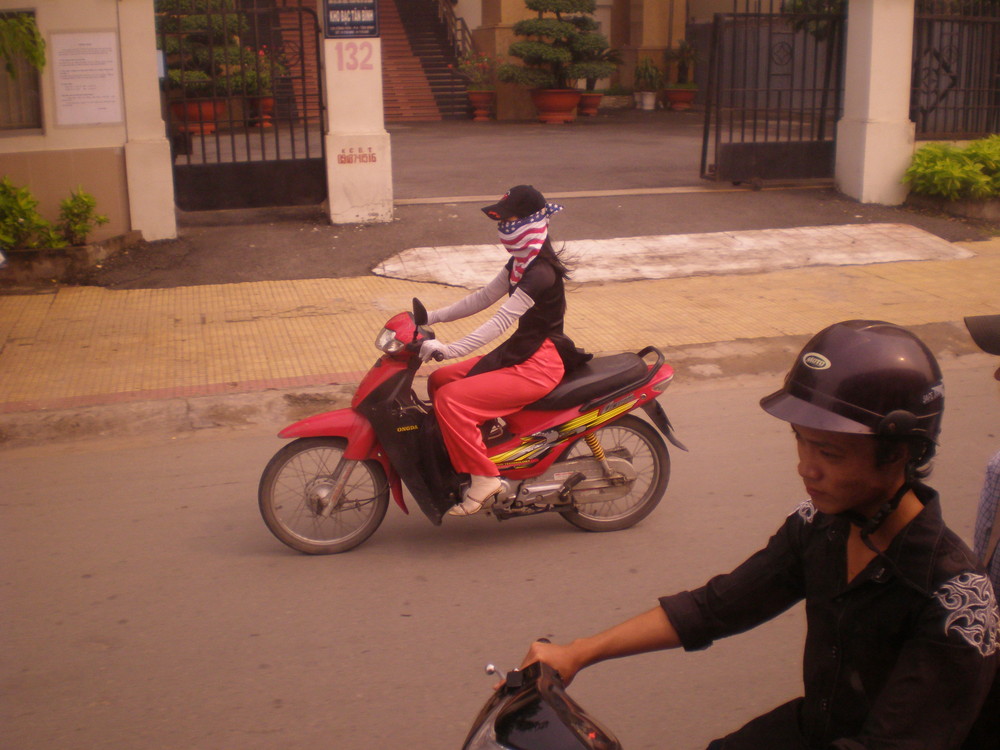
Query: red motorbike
xmin=258 ymin=299 xmax=686 ymax=554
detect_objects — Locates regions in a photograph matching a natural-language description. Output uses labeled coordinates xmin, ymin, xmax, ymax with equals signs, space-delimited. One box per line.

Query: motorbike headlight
xmin=375 ymin=327 xmax=404 ymax=354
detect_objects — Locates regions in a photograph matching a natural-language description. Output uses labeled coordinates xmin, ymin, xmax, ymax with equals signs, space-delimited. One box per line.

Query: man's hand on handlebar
xmin=515 ymin=640 xmax=586 ymax=687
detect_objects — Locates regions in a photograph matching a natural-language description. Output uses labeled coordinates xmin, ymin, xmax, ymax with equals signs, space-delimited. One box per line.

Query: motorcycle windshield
xmin=486 ymin=664 xmax=621 ymax=750
xmin=497 ymin=694 xmax=589 ymax=749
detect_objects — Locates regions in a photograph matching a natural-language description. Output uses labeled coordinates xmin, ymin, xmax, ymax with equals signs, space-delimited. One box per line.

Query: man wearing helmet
xmin=518 ymin=320 xmax=999 ymax=749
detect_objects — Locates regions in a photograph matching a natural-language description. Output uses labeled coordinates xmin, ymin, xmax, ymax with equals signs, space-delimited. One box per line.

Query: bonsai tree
xmin=664 ymin=40 xmax=698 ymax=87
xmin=577 ymin=44 xmax=621 ymax=92
xmin=498 ymin=0 xmax=614 ymax=91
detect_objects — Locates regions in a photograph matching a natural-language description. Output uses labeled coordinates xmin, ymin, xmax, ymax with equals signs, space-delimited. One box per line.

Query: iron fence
xmin=911 ymin=0 xmax=1000 ymax=139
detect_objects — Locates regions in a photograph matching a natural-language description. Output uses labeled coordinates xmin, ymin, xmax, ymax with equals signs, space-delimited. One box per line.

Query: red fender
xmin=277 ymin=408 xmax=409 ymax=514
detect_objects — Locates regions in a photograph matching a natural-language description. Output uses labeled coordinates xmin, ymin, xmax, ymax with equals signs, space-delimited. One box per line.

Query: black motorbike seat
xmin=525 ymin=352 xmax=648 ymax=411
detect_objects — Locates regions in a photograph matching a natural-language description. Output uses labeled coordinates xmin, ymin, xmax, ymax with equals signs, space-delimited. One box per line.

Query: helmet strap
xmin=840 ymin=477 xmax=912 ymax=544
xmin=854 ymin=478 xmax=934 ymax=600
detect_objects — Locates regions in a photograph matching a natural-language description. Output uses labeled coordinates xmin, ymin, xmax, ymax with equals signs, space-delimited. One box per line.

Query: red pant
xmin=428 ymin=339 xmax=564 ymax=477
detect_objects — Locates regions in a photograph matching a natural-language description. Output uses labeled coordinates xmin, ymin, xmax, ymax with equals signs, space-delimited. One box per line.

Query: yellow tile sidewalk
xmin=1 ymin=237 xmax=997 ymax=415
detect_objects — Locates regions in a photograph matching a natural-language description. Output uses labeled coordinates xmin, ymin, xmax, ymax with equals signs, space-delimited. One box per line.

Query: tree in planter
xmin=498 ymin=0 xmax=615 ymax=122
xmin=663 ymin=41 xmax=698 ymax=111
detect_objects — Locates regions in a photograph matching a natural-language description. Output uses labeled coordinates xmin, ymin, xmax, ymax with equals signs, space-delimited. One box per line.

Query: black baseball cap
xmin=482 ymin=185 xmax=546 ymax=221
xmin=965 ymin=314 xmax=1000 ymax=355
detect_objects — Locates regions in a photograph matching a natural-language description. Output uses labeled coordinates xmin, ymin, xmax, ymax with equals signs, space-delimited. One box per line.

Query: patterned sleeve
xmin=837 ymin=572 xmax=999 ymax=749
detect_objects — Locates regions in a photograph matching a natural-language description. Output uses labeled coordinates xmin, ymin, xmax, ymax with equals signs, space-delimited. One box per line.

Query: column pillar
xmin=835 ymin=0 xmax=915 ymax=205
xmin=322 ymin=34 xmax=393 ymax=223
xmin=117 ymin=0 xmax=177 ymax=241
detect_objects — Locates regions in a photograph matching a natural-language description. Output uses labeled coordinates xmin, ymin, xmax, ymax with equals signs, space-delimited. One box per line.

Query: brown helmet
xmin=760 ymin=320 xmax=944 ymax=442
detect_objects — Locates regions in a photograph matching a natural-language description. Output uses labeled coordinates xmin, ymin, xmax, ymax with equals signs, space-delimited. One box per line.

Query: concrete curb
xmin=0 ymin=322 xmax=984 ymax=450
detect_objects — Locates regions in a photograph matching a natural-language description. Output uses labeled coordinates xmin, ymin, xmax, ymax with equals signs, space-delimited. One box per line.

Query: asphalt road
xmin=3 ymin=360 xmax=997 ymax=750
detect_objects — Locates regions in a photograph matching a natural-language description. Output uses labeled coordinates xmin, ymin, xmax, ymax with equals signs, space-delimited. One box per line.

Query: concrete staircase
xmin=379 ymin=0 xmax=469 ymax=122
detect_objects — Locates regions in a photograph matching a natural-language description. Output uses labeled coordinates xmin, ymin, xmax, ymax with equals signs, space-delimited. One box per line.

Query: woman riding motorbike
xmin=419 ymin=185 xmax=590 ymax=516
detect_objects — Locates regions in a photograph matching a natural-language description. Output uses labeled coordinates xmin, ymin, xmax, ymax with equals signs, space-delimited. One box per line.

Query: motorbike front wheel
xmin=258 ymin=437 xmax=389 ymax=554
xmin=558 ymin=414 xmax=670 ymax=532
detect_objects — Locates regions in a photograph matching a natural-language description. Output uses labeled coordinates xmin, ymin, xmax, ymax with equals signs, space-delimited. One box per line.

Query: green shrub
xmin=904 ymin=136 xmax=1000 ymax=201
xmin=58 ymin=187 xmax=109 ymax=246
xmin=0 ymin=178 xmax=108 ymax=251
xmin=0 ymin=177 xmax=65 ymax=251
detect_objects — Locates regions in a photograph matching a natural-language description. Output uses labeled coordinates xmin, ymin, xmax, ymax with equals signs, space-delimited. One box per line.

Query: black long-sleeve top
xmin=660 ymin=484 xmax=999 ymax=749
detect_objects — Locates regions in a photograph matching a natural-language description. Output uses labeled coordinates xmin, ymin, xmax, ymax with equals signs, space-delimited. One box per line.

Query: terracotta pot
xmin=530 ymin=89 xmax=582 ymax=124
xmin=169 ymin=99 xmax=225 ymax=134
xmin=663 ymin=88 xmax=697 ymax=111
xmin=467 ymin=90 xmax=496 ymax=121
xmin=577 ymin=91 xmax=604 ymax=117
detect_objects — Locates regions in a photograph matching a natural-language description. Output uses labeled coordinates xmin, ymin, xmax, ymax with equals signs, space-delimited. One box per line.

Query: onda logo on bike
xmin=802 ymin=352 xmax=831 ymax=370
xmin=396 ymin=424 xmax=419 ymax=432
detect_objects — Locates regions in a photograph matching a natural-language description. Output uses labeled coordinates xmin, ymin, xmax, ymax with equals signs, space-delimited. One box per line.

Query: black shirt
xmin=660 ymin=484 xmax=1000 ymax=749
xmin=467 ymin=253 xmax=589 ymax=377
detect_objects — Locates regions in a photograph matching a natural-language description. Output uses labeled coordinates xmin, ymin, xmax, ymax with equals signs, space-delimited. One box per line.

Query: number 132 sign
xmin=334 ymin=41 xmax=374 ymax=71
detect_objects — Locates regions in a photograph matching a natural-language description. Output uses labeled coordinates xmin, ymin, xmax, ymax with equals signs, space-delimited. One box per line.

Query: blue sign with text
xmin=323 ymin=0 xmax=379 ymax=39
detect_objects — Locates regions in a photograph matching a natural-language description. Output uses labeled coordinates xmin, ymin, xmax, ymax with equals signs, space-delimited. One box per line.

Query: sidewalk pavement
xmin=1 ymin=217 xmax=997 ymax=448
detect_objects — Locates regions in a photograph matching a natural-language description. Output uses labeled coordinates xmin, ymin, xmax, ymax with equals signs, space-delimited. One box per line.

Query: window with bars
xmin=1 ymin=11 xmax=44 ymax=132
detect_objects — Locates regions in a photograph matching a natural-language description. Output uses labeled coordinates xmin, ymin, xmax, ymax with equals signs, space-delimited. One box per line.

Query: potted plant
xmin=497 ymin=0 xmax=607 ymax=124
xmin=455 ymin=51 xmax=498 ymax=121
xmin=663 ymin=40 xmax=699 ymax=111
xmin=633 ymin=57 xmax=662 ymax=111
xmin=237 ymin=45 xmax=287 ymax=126
xmin=575 ymin=44 xmax=621 ymax=116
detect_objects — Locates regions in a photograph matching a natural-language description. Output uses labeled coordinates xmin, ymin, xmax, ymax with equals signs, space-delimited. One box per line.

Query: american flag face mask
xmin=497 ymin=203 xmax=563 ymax=283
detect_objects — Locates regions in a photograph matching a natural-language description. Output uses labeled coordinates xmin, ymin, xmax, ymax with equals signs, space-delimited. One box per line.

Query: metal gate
xmin=157 ymin=0 xmax=325 ymax=211
xmin=911 ymin=0 xmax=1000 ymax=139
xmin=700 ymin=0 xmax=845 ymax=184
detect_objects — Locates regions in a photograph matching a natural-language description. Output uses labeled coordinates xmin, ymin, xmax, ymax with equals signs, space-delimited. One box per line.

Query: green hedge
xmin=903 ymin=135 xmax=1000 ymax=201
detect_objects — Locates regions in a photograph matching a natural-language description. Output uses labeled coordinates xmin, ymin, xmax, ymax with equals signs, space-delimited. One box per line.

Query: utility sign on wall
xmin=323 ymin=0 xmax=378 ymax=38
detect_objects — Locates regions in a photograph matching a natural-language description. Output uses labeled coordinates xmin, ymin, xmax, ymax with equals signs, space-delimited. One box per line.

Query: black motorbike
xmin=462 ymin=661 xmax=622 ymax=750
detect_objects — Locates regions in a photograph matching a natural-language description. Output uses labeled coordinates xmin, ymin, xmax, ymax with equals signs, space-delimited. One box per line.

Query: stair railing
xmin=436 ymin=0 xmax=475 ymax=58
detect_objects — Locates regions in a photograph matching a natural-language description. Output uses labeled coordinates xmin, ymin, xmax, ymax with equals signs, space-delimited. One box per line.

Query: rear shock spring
xmin=584 ymin=432 xmax=614 ymax=477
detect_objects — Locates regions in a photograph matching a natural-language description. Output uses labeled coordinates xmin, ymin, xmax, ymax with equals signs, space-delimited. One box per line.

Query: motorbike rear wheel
xmin=558 ymin=415 xmax=670 ymax=532
xmin=258 ymin=437 xmax=389 ymax=554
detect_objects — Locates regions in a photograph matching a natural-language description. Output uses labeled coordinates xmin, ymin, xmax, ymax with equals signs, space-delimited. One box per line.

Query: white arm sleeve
xmin=426 ymin=270 xmax=509 ymax=325
xmin=443 ymin=287 xmax=535 ymax=359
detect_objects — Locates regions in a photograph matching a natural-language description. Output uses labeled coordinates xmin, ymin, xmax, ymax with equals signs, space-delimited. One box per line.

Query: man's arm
xmin=519 ymin=606 xmax=682 ymax=686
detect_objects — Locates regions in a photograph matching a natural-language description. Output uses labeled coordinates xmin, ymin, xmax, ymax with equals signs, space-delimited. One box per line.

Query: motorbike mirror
xmin=412 ymin=298 xmax=428 ymax=326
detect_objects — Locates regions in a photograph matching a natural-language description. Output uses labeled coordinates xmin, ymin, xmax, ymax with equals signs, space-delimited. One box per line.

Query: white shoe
xmin=448 ymin=476 xmax=502 ymax=517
